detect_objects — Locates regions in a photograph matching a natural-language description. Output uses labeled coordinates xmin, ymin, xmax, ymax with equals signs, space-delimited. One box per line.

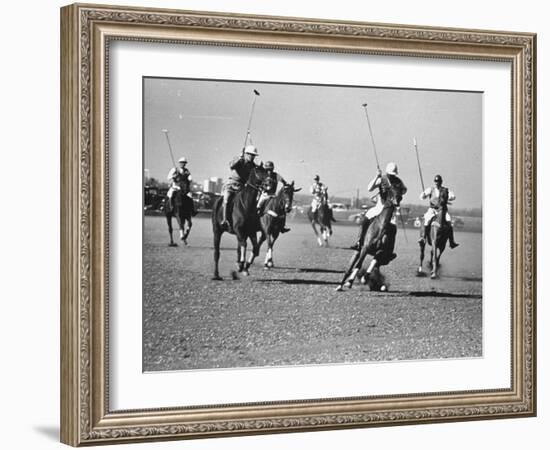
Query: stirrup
xmin=450 ymin=242 xmax=459 ymax=249
xmin=281 ymin=227 xmax=291 ymax=234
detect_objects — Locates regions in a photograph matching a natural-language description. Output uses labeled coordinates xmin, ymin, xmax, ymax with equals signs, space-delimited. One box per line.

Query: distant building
xmin=203 ymin=177 xmax=223 ymax=194
xmin=203 ymin=179 xmax=215 ymax=193
xmin=210 ymin=177 xmax=223 ymax=194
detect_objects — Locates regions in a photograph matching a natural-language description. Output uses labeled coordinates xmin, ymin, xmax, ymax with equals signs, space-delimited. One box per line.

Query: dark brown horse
xmin=307 ymin=187 xmax=334 ymax=246
xmin=165 ymin=190 xmax=195 ymax=247
xmin=336 ymin=180 xmax=401 ymax=292
xmin=211 ymin=166 xmax=267 ymax=280
xmin=259 ymin=181 xmax=301 ymax=269
xmin=418 ymin=187 xmax=451 ymax=279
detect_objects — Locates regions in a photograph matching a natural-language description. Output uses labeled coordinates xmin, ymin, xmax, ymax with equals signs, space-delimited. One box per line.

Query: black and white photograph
xmin=142 ymin=77 xmax=483 ymax=372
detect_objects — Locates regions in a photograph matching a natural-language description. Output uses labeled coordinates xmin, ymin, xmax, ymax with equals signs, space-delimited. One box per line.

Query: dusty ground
xmin=143 ymin=216 xmax=482 ymax=371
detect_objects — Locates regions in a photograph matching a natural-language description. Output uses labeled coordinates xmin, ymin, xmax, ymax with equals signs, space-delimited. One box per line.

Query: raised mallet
xmin=362 ymin=103 xmax=381 ymax=171
xmin=413 ymin=137 xmax=426 ymax=192
xmin=243 ymin=89 xmax=261 ymax=148
xmin=161 ymin=129 xmax=177 ymax=168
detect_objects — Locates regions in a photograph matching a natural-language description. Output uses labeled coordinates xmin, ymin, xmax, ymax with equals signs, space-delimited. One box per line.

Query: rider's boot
xmin=449 ymin=227 xmax=460 ymax=249
xmin=350 ymin=217 xmax=370 ymax=251
xmin=281 ymin=216 xmax=291 ymax=234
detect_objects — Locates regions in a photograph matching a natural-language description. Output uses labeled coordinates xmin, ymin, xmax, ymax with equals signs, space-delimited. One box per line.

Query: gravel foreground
xmin=143 ymin=216 xmax=482 ymax=372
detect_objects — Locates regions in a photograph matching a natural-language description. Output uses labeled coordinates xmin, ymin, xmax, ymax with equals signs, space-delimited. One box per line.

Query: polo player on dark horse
xmin=256 ymin=161 xmax=300 ymax=269
xmin=337 ymin=162 xmax=407 ymax=291
xmin=165 ymin=156 xmax=196 ymax=246
xmin=418 ymin=174 xmax=459 ymax=278
xmin=212 ymin=144 xmax=267 ymax=280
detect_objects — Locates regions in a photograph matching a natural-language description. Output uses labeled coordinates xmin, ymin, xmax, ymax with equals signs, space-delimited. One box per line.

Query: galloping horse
xmin=259 ymin=181 xmax=301 ymax=269
xmin=418 ymin=187 xmax=451 ymax=279
xmin=307 ymin=187 xmax=334 ymax=246
xmin=336 ymin=179 xmax=401 ymax=291
xmin=165 ymin=190 xmax=195 ymax=247
xmin=211 ymin=166 xmax=267 ymax=280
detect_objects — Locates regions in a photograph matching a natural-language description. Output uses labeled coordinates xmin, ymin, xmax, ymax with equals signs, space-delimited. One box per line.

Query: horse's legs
xmin=418 ymin=240 xmax=426 ymax=274
xmin=212 ymin=229 xmax=223 ymax=280
xmin=359 ymin=257 xmax=378 ymax=283
xmin=336 ymin=251 xmax=361 ymax=291
xmin=321 ymin=226 xmax=329 ymax=247
xmin=244 ymin=234 xmax=259 ymax=272
xmin=264 ymin=234 xmax=275 ymax=268
xmin=432 ymin=245 xmax=444 ymax=279
xmin=236 ymin=236 xmax=247 ymax=274
xmin=430 ymin=227 xmax=437 ymax=277
xmin=310 ymin=220 xmax=322 ymax=246
xmin=345 ymin=245 xmax=371 ymax=288
xmin=336 ymin=245 xmax=369 ymax=291
xmin=431 ymin=245 xmax=439 ymax=278
xmin=166 ymin=214 xmax=177 ymax=247
xmin=257 ymin=231 xmax=267 ymax=256
xmin=182 ymin=217 xmax=192 ymax=245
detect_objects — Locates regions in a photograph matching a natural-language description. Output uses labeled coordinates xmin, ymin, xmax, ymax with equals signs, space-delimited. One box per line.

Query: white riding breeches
xmin=311 ymin=198 xmax=322 ymax=212
xmin=257 ymin=191 xmax=273 ymax=209
xmin=167 ymin=185 xmax=181 ymax=198
xmin=365 ymin=203 xmax=397 ymax=225
xmin=365 ymin=202 xmax=383 ymax=220
xmin=424 ymin=208 xmax=451 ymax=225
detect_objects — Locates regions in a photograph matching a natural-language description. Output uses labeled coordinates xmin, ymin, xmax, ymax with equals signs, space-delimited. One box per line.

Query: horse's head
xmin=381 ymin=176 xmax=403 ymax=208
xmin=282 ymin=181 xmax=301 ymax=213
xmin=247 ymin=164 xmax=268 ymax=189
xmin=438 ymin=187 xmax=449 ymax=207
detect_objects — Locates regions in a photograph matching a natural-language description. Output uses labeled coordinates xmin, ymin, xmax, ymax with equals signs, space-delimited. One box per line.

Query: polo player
xmin=418 ymin=174 xmax=459 ymax=248
xmin=221 ymin=144 xmax=260 ymax=228
xmin=350 ymin=162 xmax=407 ymax=251
xmin=310 ymin=175 xmax=328 ymax=214
xmin=257 ymin=161 xmax=291 ymax=233
xmin=166 ymin=156 xmax=192 ymax=211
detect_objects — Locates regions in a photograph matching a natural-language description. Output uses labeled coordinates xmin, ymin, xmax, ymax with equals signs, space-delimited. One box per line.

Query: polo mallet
xmin=243 ymin=89 xmax=261 ymax=149
xmin=413 ymin=137 xmax=426 ymax=192
xmin=161 ymin=129 xmax=177 ymax=168
xmin=362 ymin=103 xmax=381 ymax=171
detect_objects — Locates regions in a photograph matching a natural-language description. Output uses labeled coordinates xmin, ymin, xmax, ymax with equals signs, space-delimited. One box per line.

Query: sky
xmin=143 ymin=77 xmax=482 ymax=209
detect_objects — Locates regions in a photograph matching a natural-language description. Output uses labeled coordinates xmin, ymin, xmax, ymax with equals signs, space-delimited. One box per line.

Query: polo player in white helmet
xmin=221 ymin=144 xmax=260 ymax=229
xmin=418 ymin=174 xmax=459 ymax=249
xmin=166 ymin=156 xmax=192 ymax=211
xmin=310 ymin=175 xmax=328 ymax=214
xmin=350 ymin=162 xmax=407 ymax=251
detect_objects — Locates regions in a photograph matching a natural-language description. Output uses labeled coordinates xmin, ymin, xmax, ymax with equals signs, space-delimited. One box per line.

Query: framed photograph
xmin=60 ymin=3 xmax=536 ymax=446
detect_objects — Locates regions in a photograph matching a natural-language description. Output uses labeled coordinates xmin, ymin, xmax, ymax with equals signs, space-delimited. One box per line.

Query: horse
xmin=307 ymin=188 xmax=334 ymax=246
xmin=258 ymin=181 xmax=301 ymax=269
xmin=165 ymin=189 xmax=195 ymax=247
xmin=336 ymin=180 xmax=401 ymax=292
xmin=211 ymin=166 xmax=267 ymax=280
xmin=418 ymin=187 xmax=451 ymax=279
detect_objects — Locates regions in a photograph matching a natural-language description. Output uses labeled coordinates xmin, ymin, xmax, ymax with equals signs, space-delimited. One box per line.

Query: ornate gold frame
xmin=60 ymin=3 xmax=536 ymax=446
